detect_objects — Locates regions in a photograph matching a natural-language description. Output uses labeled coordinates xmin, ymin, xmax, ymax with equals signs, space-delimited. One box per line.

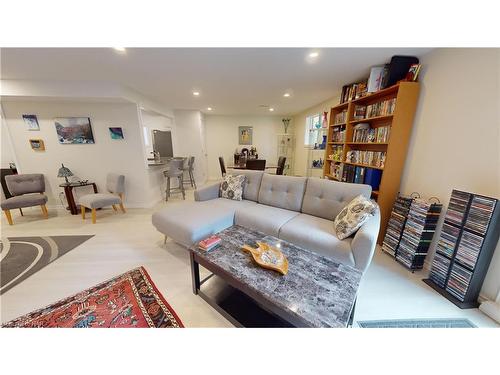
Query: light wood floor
xmin=1 ymin=192 xmax=498 ymax=327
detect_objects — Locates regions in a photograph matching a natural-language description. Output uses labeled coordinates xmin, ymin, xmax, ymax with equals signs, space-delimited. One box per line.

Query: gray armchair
xmin=1 ymin=173 xmax=48 ymax=225
xmin=79 ymin=173 xmax=125 ymax=224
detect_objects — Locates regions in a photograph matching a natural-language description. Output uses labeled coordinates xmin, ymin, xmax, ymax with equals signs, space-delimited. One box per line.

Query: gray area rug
xmin=358 ymin=318 xmax=476 ymax=328
xmin=0 ymin=235 xmax=94 ymax=294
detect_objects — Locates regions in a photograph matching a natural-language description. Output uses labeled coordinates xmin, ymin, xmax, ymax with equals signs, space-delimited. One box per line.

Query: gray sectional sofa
xmin=152 ymin=170 xmax=381 ymax=272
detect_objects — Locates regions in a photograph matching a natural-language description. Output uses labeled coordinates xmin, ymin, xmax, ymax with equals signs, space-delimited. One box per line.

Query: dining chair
xmin=79 ymin=173 xmax=125 ymax=224
xmin=1 ymin=173 xmax=48 ymax=225
xmin=164 ymin=158 xmax=185 ymax=201
xmin=276 ymin=156 xmax=287 ymax=175
xmin=246 ymin=159 xmax=266 ymax=171
xmin=219 ymin=157 xmax=227 ymax=177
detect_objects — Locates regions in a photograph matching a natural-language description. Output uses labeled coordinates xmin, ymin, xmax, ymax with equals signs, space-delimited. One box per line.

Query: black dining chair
xmin=276 ymin=156 xmax=287 ymax=175
xmin=246 ymin=159 xmax=266 ymax=171
xmin=219 ymin=156 xmax=227 ymax=177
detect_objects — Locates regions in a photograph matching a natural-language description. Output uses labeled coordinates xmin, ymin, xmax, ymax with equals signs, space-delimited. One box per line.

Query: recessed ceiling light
xmin=113 ymin=47 xmax=126 ymax=52
xmin=309 ymin=52 xmax=319 ymax=58
xmin=207 ymin=107 xmax=212 ymax=111
xmin=269 ymin=108 xmax=275 ymax=112
xmin=193 ymin=91 xmax=200 ymax=96
xmin=283 ymin=93 xmax=291 ymax=98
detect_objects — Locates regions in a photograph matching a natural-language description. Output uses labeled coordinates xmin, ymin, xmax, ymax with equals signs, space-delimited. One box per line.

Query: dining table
xmin=227 ymin=165 xmax=278 ymax=170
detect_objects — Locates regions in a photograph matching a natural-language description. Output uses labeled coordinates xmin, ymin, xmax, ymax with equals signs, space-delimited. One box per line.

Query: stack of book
xmin=330 ymin=163 xmax=343 ymax=180
xmin=345 ymin=150 xmax=386 ymax=168
xmin=341 ymin=164 xmax=356 ymax=183
xmin=198 ymin=235 xmax=222 ymax=252
xmin=365 ymin=98 xmax=396 ymax=118
xmin=382 ymin=195 xmax=413 ymax=257
xmin=340 ymin=80 xmax=368 ymax=103
xmin=352 ymin=125 xmax=390 ymax=143
xmin=334 ymin=110 xmax=347 ymax=124
xmin=353 ymin=105 xmax=367 ymax=120
xmin=395 ymin=198 xmax=443 ymax=270
xmin=329 ymin=146 xmax=343 ymax=162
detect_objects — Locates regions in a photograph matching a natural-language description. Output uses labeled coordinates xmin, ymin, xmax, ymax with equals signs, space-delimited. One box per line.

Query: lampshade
xmin=57 ymin=164 xmax=73 ymax=178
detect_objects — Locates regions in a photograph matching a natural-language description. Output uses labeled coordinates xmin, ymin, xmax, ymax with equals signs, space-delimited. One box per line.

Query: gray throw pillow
xmin=333 ymin=195 xmax=378 ymax=240
xmin=220 ymin=174 xmax=245 ymax=201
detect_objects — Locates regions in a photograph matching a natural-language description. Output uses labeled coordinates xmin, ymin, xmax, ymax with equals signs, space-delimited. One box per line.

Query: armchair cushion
xmin=1 ymin=194 xmax=48 ymax=210
xmin=79 ymin=193 xmax=121 ymax=209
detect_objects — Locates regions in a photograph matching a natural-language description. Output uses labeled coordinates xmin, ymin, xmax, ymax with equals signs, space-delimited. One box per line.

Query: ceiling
xmin=0 ymin=48 xmax=433 ymax=115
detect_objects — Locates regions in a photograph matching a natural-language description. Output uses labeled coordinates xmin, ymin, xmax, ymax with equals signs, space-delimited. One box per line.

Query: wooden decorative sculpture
xmin=242 ymin=242 xmax=288 ymax=275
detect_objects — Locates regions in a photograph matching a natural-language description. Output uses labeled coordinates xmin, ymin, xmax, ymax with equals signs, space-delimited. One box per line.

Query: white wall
xmin=204 ymin=115 xmax=285 ymax=180
xmin=399 ymin=48 xmax=500 ymax=301
xmin=1 ymin=100 xmax=152 ymax=208
xmin=174 ymin=110 xmax=208 ymax=185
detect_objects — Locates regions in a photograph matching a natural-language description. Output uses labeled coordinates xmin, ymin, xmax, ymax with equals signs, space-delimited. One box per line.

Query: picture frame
xmin=29 ymin=139 xmax=45 ymax=151
xmin=23 ymin=114 xmax=40 ymax=131
xmin=238 ymin=126 xmax=253 ymax=145
xmin=109 ymin=127 xmax=124 ymax=140
xmin=54 ymin=117 xmax=95 ymax=144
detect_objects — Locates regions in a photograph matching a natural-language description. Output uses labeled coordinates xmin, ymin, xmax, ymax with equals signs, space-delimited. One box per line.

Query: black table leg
xmin=190 ymin=251 xmax=200 ymax=295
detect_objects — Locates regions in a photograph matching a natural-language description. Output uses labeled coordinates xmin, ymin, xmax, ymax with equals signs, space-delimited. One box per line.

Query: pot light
xmin=283 ymin=93 xmax=291 ymax=98
xmin=113 ymin=47 xmax=126 ymax=52
xmin=207 ymin=107 xmax=212 ymax=111
xmin=309 ymin=52 xmax=319 ymax=58
xmin=269 ymin=108 xmax=275 ymax=112
xmin=193 ymin=91 xmax=200 ymax=96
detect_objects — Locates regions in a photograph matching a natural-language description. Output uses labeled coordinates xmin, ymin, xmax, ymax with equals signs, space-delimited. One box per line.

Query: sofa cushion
xmin=301 ymin=178 xmax=372 ymax=220
xmin=258 ymin=174 xmax=307 ymax=212
xmin=220 ymin=174 xmax=245 ymax=201
xmin=279 ymin=213 xmax=355 ymax=267
xmin=152 ymin=198 xmax=256 ymax=247
xmin=235 ymin=203 xmax=299 ymax=237
xmin=333 ymin=195 xmax=378 ymax=240
xmin=228 ymin=170 xmax=263 ymax=202
xmin=1 ymin=193 xmax=48 ymax=210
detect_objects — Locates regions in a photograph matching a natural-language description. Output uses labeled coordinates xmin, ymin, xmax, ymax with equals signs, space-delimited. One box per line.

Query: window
xmin=304 ymin=113 xmax=322 ymax=146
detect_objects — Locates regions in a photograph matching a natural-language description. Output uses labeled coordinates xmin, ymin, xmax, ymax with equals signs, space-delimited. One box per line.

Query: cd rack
xmin=424 ymin=190 xmax=500 ymax=308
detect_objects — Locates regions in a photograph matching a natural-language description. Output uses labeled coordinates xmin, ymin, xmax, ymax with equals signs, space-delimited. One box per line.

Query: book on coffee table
xmin=198 ymin=235 xmax=221 ymax=252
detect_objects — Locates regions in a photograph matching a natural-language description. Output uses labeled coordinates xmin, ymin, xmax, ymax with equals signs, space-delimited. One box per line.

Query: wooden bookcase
xmin=323 ymin=82 xmax=421 ymax=244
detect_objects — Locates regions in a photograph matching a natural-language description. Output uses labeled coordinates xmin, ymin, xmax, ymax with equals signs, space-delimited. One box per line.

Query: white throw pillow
xmin=220 ymin=174 xmax=245 ymax=201
xmin=333 ymin=195 xmax=378 ymax=240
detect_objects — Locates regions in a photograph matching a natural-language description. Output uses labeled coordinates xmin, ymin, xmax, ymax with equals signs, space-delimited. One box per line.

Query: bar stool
xmin=182 ymin=156 xmax=196 ymax=189
xmin=163 ymin=158 xmax=185 ymax=201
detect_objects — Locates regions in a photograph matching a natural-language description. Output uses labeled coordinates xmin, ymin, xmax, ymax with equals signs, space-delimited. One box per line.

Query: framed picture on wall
xmin=238 ymin=126 xmax=253 ymax=145
xmin=54 ymin=117 xmax=95 ymax=144
xmin=23 ymin=114 xmax=40 ymax=131
xmin=29 ymin=139 xmax=45 ymax=151
xmin=109 ymin=127 xmax=124 ymax=140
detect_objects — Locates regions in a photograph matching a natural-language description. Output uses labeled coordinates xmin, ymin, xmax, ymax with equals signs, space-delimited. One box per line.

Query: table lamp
xmin=57 ymin=163 xmax=73 ymax=184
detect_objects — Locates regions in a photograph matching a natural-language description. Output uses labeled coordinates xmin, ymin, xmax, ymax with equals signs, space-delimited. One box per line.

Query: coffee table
xmin=189 ymin=225 xmax=362 ymax=327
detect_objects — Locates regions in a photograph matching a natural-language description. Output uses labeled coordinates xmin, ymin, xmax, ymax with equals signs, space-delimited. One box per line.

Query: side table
xmin=59 ymin=182 xmax=98 ymax=215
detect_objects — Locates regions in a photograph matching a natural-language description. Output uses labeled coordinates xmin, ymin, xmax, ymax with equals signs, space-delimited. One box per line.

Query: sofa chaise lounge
xmin=152 ymin=170 xmax=381 ymax=272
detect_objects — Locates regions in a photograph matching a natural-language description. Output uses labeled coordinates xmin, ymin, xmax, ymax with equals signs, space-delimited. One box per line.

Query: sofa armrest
xmin=351 ymin=209 xmax=381 ymax=272
xmin=194 ymin=182 xmax=221 ymax=201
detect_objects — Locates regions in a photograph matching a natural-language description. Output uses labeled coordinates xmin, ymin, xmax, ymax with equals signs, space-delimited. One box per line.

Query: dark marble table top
xmin=191 ymin=225 xmax=362 ymax=328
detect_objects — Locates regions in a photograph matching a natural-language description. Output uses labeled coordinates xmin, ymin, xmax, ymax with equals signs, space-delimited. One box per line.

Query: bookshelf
xmin=424 ymin=190 xmax=500 ymax=309
xmin=323 ymin=82 xmax=421 ymax=244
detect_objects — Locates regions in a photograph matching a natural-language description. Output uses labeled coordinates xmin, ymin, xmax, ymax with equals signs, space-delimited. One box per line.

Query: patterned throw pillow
xmin=220 ymin=174 xmax=245 ymax=201
xmin=333 ymin=195 xmax=378 ymax=240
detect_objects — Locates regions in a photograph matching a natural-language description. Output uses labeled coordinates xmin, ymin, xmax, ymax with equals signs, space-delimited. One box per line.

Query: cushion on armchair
xmin=333 ymin=195 xmax=378 ymax=240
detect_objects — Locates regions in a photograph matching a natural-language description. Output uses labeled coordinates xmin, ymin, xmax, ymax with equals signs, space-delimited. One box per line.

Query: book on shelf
xmin=328 ymin=145 xmax=343 ymax=162
xmin=367 ymin=65 xmax=389 ymax=93
xmin=341 ymin=164 xmax=356 ymax=183
xmin=198 ymin=235 xmax=222 ymax=252
xmin=333 ymin=110 xmax=347 ymax=124
xmin=366 ymin=98 xmax=396 ymax=118
xmin=406 ymin=64 xmax=422 ymax=82
xmin=353 ymin=105 xmax=367 ymax=120
xmin=345 ymin=150 xmax=386 ymax=168
xmin=352 ymin=124 xmax=390 ymax=143
xmin=353 ymin=166 xmax=365 ymax=184
xmin=340 ymin=80 xmax=368 ymax=103
xmin=364 ymin=169 xmax=382 ymax=191
xmin=332 ymin=127 xmax=346 ymax=142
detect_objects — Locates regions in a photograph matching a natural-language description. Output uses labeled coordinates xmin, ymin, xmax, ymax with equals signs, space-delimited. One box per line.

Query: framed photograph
xmin=238 ymin=126 xmax=253 ymax=145
xmin=109 ymin=127 xmax=124 ymax=140
xmin=23 ymin=114 xmax=40 ymax=131
xmin=29 ymin=139 xmax=45 ymax=151
xmin=54 ymin=117 xmax=95 ymax=144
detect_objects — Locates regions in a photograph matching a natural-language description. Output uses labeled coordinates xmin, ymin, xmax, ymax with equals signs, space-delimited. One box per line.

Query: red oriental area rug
xmin=2 ymin=267 xmax=184 ymax=328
